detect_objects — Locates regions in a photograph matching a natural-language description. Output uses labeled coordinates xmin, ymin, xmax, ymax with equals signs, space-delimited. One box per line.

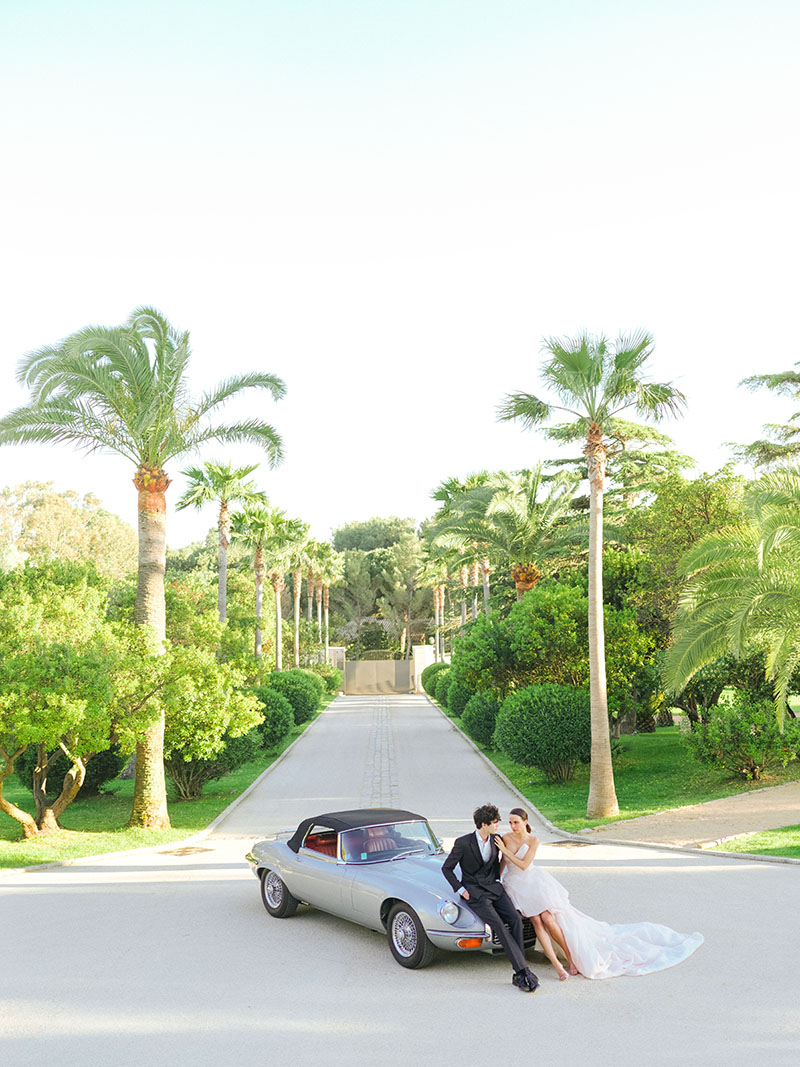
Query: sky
xmin=1 ymin=0 xmax=798 ymax=547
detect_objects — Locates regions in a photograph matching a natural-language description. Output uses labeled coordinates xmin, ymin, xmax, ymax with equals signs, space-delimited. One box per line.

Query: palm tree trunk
xmin=130 ymin=467 xmax=170 ymax=830
xmin=481 ymin=558 xmax=491 ymax=616
xmin=316 ymin=576 xmax=323 ymax=642
xmin=323 ymin=585 xmax=330 ymax=657
xmin=293 ymin=569 xmax=302 ymax=667
xmin=585 ymin=425 xmax=619 ymax=818
xmin=273 ymin=574 xmax=284 ymax=671
xmin=471 ymin=562 xmax=479 ymax=621
xmin=254 ymin=547 xmax=264 ymax=659
xmin=307 ymin=567 xmax=314 ymax=622
xmin=218 ymin=499 xmax=230 ymax=624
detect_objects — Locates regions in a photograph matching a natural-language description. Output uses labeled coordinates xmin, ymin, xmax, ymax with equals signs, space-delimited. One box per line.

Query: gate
xmin=344 ymin=657 xmax=413 ymax=695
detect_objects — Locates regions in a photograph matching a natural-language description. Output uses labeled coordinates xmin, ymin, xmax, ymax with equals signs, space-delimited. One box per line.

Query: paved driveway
xmin=2 ymin=695 xmax=798 ymax=1066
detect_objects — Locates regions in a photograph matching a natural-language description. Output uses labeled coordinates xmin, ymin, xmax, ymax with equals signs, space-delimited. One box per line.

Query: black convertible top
xmin=286 ymin=808 xmax=426 ymax=853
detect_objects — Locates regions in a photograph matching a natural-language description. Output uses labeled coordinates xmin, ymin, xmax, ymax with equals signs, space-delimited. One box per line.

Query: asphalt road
xmin=2 ymin=695 xmax=798 ymax=1066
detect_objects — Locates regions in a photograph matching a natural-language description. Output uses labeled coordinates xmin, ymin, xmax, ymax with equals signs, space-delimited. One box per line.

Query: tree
xmin=498 ymin=331 xmax=686 ymax=817
xmin=664 ymin=467 xmax=800 ymax=727
xmin=0 ymin=306 xmax=285 ymax=828
xmin=176 ymin=460 xmax=266 ymax=623
xmin=0 ymin=481 xmax=137 ymax=579
xmin=736 ymin=364 xmax=800 ymax=466
xmin=332 ymin=516 xmax=416 ymax=552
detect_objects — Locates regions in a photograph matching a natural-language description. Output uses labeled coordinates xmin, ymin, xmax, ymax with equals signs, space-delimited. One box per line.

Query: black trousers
xmin=467 ymin=888 xmax=527 ymax=973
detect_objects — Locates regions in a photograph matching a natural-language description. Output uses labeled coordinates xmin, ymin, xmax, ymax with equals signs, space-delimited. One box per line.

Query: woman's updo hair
xmin=510 ymin=807 xmax=532 ymax=832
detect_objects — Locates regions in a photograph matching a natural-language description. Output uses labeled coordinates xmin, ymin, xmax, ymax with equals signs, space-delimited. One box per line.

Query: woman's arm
xmin=495 ymin=834 xmax=540 ymax=870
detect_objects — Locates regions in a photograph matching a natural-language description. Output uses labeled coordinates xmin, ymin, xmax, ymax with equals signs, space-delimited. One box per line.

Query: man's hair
xmin=473 ymin=803 xmax=500 ymax=829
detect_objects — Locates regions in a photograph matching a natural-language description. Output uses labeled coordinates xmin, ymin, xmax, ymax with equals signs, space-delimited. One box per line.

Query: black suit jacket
xmin=442 ymin=831 xmax=503 ymax=901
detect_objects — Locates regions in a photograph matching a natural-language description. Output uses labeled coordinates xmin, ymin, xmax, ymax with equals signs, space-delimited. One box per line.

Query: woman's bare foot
xmin=555 ymin=964 xmax=569 ymax=981
xmin=568 ymin=963 xmax=579 ymax=976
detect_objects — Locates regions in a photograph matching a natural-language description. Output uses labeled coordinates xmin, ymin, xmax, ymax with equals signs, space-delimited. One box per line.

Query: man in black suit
xmin=442 ymin=803 xmax=539 ymax=992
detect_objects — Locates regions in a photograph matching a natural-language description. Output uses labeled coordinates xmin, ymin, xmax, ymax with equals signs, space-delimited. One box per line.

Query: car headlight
xmin=440 ymin=901 xmax=460 ymax=925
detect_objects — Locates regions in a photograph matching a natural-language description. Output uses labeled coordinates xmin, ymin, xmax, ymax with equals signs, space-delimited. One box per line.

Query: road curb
xmin=426 ymin=696 xmax=800 ymax=867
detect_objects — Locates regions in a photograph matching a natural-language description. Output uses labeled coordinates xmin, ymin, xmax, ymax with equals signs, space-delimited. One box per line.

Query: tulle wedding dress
xmin=502 ymin=844 xmax=704 ymax=979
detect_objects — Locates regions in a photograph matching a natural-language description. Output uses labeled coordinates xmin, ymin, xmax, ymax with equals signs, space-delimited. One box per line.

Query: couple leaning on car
xmin=443 ymin=803 xmax=704 ymax=991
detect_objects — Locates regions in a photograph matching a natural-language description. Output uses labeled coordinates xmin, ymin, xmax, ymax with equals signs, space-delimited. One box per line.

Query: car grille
xmin=489 ymin=916 xmax=537 ymax=951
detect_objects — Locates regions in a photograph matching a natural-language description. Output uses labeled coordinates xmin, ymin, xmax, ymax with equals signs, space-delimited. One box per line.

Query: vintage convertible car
xmin=246 ymin=807 xmax=536 ymax=968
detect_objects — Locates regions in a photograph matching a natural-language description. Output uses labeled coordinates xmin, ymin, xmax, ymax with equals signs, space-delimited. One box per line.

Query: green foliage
xmin=306 ymin=663 xmax=343 ymax=694
xmin=165 ymin=728 xmax=263 ymax=801
xmin=433 ymin=669 xmax=452 ymax=705
xmin=683 ymin=691 xmax=800 ymax=780
xmin=332 ymin=516 xmax=416 ymax=552
xmin=420 ymin=661 xmax=450 ymax=696
xmin=252 ymin=687 xmax=295 ymax=749
xmin=447 ymin=681 xmax=472 ymax=717
xmin=266 ymin=669 xmax=322 ymax=724
xmin=494 ymin=684 xmax=592 ymax=783
xmin=461 ymin=693 xmax=501 ymax=747
xmin=15 ymin=745 xmax=127 ymax=798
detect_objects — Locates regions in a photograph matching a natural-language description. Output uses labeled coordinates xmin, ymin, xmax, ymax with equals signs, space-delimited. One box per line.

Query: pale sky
xmin=1 ymin=1 xmax=798 ymax=547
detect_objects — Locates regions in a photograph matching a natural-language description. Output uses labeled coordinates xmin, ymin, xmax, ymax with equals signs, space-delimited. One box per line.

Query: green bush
xmin=421 ymin=661 xmax=450 ymax=696
xmin=494 ymin=683 xmax=591 ymax=783
xmin=461 ymin=693 xmax=501 ymax=747
xmin=253 ymin=686 xmax=295 ymax=749
xmin=267 ymin=669 xmax=322 ymax=724
xmin=447 ymin=681 xmax=472 ymax=717
xmin=15 ymin=745 xmax=127 ymax=799
xmin=307 ymin=663 xmax=343 ymax=694
xmin=683 ymin=691 xmax=800 ymax=780
xmin=434 ymin=669 xmax=452 ymax=705
xmin=165 ymin=728 xmax=262 ymax=801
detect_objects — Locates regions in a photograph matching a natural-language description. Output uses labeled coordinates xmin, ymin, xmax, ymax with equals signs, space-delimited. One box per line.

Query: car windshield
xmin=340 ymin=820 xmax=439 ymax=864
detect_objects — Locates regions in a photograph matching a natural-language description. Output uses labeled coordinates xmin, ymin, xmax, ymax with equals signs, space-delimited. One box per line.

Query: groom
xmin=442 ymin=803 xmax=539 ymax=993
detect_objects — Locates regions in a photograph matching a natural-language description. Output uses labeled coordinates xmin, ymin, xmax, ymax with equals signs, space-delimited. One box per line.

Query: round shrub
xmin=253 ymin=686 xmax=295 ymax=749
xmin=15 ymin=745 xmax=127 ymax=799
xmin=461 ymin=693 xmax=501 ymax=747
xmin=267 ymin=669 xmax=322 ymax=724
xmin=447 ymin=681 xmax=472 ymax=718
xmin=494 ymin=683 xmax=591 ymax=783
xmin=434 ymin=669 xmax=452 ymax=706
xmin=683 ymin=690 xmax=800 ymax=780
xmin=421 ymin=661 xmax=450 ymax=696
xmin=307 ymin=663 xmax=343 ymax=694
xmin=165 ymin=728 xmax=262 ymax=801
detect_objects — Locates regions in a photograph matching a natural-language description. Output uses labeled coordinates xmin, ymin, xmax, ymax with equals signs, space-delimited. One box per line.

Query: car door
xmin=288 ymin=831 xmax=357 ymax=919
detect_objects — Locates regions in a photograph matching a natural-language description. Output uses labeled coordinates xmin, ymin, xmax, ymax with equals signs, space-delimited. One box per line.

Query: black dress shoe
xmin=521 ymin=967 xmax=540 ymax=992
xmin=512 ymin=969 xmax=537 ymax=992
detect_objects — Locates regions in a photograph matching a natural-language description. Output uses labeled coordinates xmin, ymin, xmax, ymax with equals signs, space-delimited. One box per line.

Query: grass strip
xmin=708 ymin=824 xmax=800 ymax=859
xmin=0 ymin=700 xmax=330 ymax=869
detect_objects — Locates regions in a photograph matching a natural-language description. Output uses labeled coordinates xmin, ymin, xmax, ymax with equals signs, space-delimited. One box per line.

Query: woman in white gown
xmin=498 ymin=808 xmax=704 ymax=981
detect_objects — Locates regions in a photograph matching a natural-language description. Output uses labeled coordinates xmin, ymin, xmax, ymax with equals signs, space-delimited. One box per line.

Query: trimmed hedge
xmin=307 ymin=663 xmax=343 ymax=694
xmin=461 ymin=693 xmax=501 ymax=747
xmin=421 ymin=661 xmax=450 ymax=696
xmin=494 ymin=683 xmax=591 ymax=783
xmin=267 ymin=669 xmax=323 ymax=724
xmin=434 ymin=669 xmax=452 ymax=705
xmin=165 ymin=728 xmax=263 ymax=801
xmin=253 ymin=686 xmax=295 ymax=749
xmin=447 ymin=681 xmax=472 ymax=717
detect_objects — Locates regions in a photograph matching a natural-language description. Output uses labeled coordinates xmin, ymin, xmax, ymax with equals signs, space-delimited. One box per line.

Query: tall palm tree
xmin=321 ymin=549 xmax=345 ymax=658
xmin=498 ymin=331 xmax=685 ymax=818
xmin=0 ymin=306 xmax=285 ymax=829
xmin=176 ymin=460 xmax=266 ymax=623
xmin=232 ymin=506 xmax=273 ymax=660
xmin=665 ymin=468 xmax=800 ymax=727
xmin=268 ymin=512 xmax=309 ymax=672
xmin=288 ymin=538 xmax=312 ymax=667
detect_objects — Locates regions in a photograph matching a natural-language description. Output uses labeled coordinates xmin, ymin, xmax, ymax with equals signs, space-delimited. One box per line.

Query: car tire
xmin=260 ymin=868 xmax=299 ymax=918
xmin=387 ymin=903 xmax=437 ymax=969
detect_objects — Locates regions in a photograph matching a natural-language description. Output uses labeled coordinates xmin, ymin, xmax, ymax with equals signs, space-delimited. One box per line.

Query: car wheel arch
xmin=380 ymin=897 xmax=407 ymax=930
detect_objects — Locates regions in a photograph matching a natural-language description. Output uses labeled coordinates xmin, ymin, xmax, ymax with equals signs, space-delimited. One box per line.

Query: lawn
xmin=0 ymin=705 xmax=327 ymax=870
xmin=461 ymin=723 xmax=800 ymax=833
xmin=708 ymin=824 xmax=800 ymax=860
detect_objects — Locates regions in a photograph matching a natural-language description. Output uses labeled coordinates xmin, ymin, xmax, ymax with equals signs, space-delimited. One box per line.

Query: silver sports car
xmin=246 ymin=807 xmax=536 ymax=969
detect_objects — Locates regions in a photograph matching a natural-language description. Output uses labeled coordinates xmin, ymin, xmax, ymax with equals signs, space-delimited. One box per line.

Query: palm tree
xmin=0 ymin=307 xmax=285 ymax=829
xmin=498 ymin=331 xmax=685 ymax=818
xmin=288 ymin=539 xmax=312 ymax=667
xmin=316 ymin=546 xmax=344 ymax=659
xmin=434 ymin=468 xmax=579 ymax=600
xmin=268 ymin=513 xmax=309 ymax=671
xmin=176 ymin=460 xmax=266 ymax=623
xmin=664 ymin=468 xmax=800 ymax=727
xmin=232 ymin=506 xmax=273 ymax=660
xmin=736 ymin=364 xmax=800 ymax=466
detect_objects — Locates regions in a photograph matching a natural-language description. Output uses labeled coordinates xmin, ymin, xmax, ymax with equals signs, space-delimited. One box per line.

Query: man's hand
xmin=461 ymin=889 xmax=470 ymax=901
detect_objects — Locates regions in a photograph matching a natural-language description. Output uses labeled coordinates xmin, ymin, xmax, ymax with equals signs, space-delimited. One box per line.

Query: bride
xmin=497 ymin=808 xmax=704 ymax=981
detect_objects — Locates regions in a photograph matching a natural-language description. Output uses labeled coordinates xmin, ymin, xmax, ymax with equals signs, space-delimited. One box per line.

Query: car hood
xmin=369 ymin=852 xmax=454 ymax=898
